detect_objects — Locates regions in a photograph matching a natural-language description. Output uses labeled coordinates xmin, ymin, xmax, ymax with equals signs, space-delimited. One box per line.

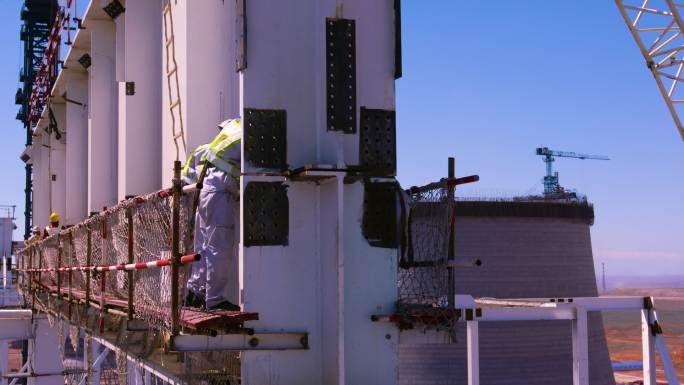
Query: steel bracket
xmin=78 ymin=54 xmax=91 ymax=69
xmin=359 ymin=108 xmax=396 ymax=176
xmin=102 ymin=0 xmax=125 ymax=19
xmin=244 ymin=182 xmax=289 ymax=247
xmin=362 ymin=181 xmax=398 ymax=248
xmin=244 ymin=108 xmax=287 ymax=171
xmin=171 ymin=332 xmax=308 ymax=352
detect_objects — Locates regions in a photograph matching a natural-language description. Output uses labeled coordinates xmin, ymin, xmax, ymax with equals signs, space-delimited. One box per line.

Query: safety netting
xmin=18 ymin=189 xmax=195 ymax=336
xmin=182 ymin=351 xmax=241 ymax=385
xmin=397 ymin=180 xmax=458 ymax=331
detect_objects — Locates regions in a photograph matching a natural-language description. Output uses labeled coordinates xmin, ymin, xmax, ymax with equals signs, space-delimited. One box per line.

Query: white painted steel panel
xmin=87 ymin=20 xmax=118 ymax=213
xmin=64 ymin=73 xmax=89 ymax=225
xmin=117 ymin=0 xmax=162 ymax=199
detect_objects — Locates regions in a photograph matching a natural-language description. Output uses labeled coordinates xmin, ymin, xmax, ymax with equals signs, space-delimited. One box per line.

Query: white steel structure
xmin=616 ymin=0 xmax=684 ymax=141
xmin=378 ymin=295 xmax=681 ymax=385
xmin=15 ymin=1 xmax=684 ymax=385
xmin=25 ymin=0 xmax=402 ymax=383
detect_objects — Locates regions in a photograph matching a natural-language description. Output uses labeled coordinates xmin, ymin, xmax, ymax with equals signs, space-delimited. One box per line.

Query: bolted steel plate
xmin=326 ymin=18 xmax=356 ymax=134
xmin=244 ymin=182 xmax=289 ymax=247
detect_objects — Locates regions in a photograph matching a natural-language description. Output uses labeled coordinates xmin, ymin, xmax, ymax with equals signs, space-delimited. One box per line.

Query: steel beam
xmin=641 ymin=309 xmax=657 ymax=385
xmin=0 ymin=310 xmax=34 ymax=340
xmin=171 ymin=333 xmax=309 ymax=352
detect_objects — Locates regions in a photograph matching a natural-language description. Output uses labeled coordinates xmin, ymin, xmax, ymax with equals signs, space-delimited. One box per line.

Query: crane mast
xmin=536 ymin=147 xmax=610 ymax=196
xmin=615 ymin=0 xmax=684 ymax=141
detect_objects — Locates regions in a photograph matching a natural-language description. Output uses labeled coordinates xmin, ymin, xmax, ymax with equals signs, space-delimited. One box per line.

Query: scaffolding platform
xmin=35 ymin=283 xmax=259 ymax=333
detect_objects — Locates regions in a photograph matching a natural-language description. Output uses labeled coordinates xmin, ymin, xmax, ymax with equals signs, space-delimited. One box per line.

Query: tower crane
xmin=536 ymin=147 xmax=610 ymax=196
xmin=615 ymin=0 xmax=684 ymax=142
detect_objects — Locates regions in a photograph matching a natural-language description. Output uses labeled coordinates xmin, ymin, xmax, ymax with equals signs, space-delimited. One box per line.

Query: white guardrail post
xmin=641 ymin=307 xmax=657 ymax=385
xmin=572 ymin=306 xmax=589 ymax=385
xmin=466 ymin=318 xmax=480 ymax=385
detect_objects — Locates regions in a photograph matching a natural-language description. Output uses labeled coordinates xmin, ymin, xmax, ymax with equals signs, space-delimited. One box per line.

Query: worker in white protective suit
xmin=182 ymin=118 xmax=241 ymax=311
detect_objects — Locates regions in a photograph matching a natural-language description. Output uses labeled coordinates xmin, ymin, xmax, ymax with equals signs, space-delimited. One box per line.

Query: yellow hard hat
xmin=49 ymin=212 xmax=60 ymax=223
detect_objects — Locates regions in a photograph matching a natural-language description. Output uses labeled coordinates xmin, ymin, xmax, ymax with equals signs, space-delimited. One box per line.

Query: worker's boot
xmin=207 ymin=300 xmax=240 ymax=312
xmin=185 ymin=291 xmax=206 ymax=309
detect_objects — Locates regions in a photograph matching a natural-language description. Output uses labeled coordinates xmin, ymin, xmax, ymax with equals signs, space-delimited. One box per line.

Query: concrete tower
xmin=399 ymin=200 xmax=615 ymax=385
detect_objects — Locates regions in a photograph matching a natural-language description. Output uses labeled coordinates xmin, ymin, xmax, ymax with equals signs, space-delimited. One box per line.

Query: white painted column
xmin=467 ymin=320 xmax=480 ymax=385
xmin=572 ymin=306 xmax=589 ymax=385
xmin=161 ymin=1 xmax=239 ymax=185
xmin=641 ymin=308 xmax=656 ymax=385
xmin=87 ymin=20 xmax=118 ymax=213
xmin=28 ymin=318 xmax=63 ymax=385
xmin=117 ymin=0 xmax=162 ymax=199
xmin=49 ymin=103 xmax=67 ymax=223
xmin=31 ymin=128 xmax=50 ymax=229
xmin=64 ymin=72 xmax=89 ymax=225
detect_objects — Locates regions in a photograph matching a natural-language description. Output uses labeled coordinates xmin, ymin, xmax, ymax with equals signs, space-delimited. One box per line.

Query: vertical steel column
xmin=467 ymin=319 xmax=480 ymax=385
xmin=641 ymin=307 xmax=656 ymax=385
xmin=126 ymin=207 xmax=134 ymax=320
xmin=29 ymin=247 xmax=35 ymax=311
xmin=447 ymin=157 xmax=455 ymax=310
xmin=57 ymin=235 xmax=62 ymax=298
xmin=38 ymin=248 xmax=43 ymax=289
xmin=68 ymin=233 xmax=74 ymax=320
xmin=99 ymin=270 xmax=105 ymax=334
xmin=171 ymin=161 xmax=182 ymax=335
xmin=572 ymin=306 xmax=589 ymax=385
xmin=85 ymin=227 xmax=91 ymax=308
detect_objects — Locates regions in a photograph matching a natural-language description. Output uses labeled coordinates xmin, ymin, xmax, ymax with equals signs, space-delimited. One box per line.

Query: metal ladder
xmin=162 ymin=0 xmax=187 ymax=160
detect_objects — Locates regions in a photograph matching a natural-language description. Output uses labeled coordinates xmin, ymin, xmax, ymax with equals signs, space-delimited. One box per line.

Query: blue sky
xmin=1 ymin=1 xmax=682 ymax=277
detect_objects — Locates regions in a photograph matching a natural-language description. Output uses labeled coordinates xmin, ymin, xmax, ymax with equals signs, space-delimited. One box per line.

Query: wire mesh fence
xmin=17 ymin=189 xmax=195 ymax=335
xmin=398 ymin=180 xmax=458 ymax=331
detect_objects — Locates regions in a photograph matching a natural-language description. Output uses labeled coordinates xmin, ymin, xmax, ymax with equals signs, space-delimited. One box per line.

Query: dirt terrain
xmin=602 ymin=289 xmax=684 ymax=384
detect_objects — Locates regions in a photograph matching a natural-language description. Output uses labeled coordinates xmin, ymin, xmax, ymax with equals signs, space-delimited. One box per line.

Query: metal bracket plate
xmin=326 ymin=18 xmax=356 ymax=133
xmin=360 ymin=108 xmax=396 ymax=176
xmin=244 ymin=108 xmax=287 ymax=171
xmin=235 ymin=0 xmax=247 ymax=71
xmin=244 ymin=182 xmax=288 ymax=247
xmin=362 ymin=182 xmax=398 ymax=248
xmin=102 ymin=0 xmax=125 ymax=19
xmin=78 ymin=54 xmax=91 ymax=69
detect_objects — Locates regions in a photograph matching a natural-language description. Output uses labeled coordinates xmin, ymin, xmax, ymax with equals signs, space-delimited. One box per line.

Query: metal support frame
xmin=88 ymin=333 xmax=182 ymax=385
xmin=641 ymin=308 xmax=657 ymax=385
xmin=171 ymin=333 xmax=309 ymax=352
xmin=170 ymin=161 xmax=182 ymax=336
xmin=9 ymin=362 xmax=29 ymax=385
xmin=375 ymin=295 xmax=681 ymax=385
xmin=17 ymin=0 xmax=57 ymax=240
xmin=126 ymin=207 xmax=134 ymax=320
xmin=447 ymin=158 xmax=455 ymax=310
xmin=78 ymin=346 xmax=110 ymax=385
xmin=615 ymin=0 xmax=684 ymax=141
